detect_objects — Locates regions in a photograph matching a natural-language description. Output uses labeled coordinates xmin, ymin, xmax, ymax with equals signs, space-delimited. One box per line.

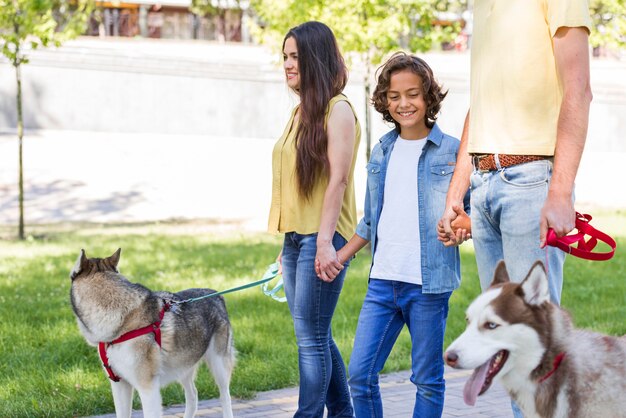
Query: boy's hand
xmin=336 ymin=247 xmax=347 ymax=265
xmin=438 ymin=205 xmax=471 ymax=247
xmin=451 ymin=205 xmax=471 ymax=233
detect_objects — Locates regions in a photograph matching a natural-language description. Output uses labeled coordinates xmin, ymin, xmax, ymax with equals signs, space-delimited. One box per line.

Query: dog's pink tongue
xmin=463 ymin=360 xmax=490 ymax=406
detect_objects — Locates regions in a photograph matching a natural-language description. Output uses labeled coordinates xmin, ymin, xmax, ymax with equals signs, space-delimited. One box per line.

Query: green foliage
xmin=589 ymin=0 xmax=626 ymax=49
xmin=0 ymin=0 xmax=93 ymax=66
xmin=249 ymin=0 xmax=463 ymax=64
xmin=0 ymin=216 xmax=624 ymax=416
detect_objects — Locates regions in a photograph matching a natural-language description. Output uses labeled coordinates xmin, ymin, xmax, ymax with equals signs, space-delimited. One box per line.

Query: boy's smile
xmin=386 ymin=70 xmax=430 ymax=139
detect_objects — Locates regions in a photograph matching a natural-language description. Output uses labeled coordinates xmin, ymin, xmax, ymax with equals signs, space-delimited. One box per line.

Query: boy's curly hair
xmin=372 ymin=52 xmax=448 ymax=130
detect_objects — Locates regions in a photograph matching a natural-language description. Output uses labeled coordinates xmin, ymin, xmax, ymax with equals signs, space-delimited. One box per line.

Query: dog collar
xmin=546 ymin=213 xmax=616 ymax=261
xmin=98 ymin=302 xmax=170 ymax=382
xmin=538 ymin=352 xmax=566 ymax=383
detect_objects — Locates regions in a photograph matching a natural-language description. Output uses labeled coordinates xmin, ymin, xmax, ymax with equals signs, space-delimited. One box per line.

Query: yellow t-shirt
xmin=268 ymin=94 xmax=361 ymax=240
xmin=468 ymin=0 xmax=592 ymax=155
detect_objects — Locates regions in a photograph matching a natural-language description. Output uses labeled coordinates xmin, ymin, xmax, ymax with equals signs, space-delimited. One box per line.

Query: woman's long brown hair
xmin=283 ymin=21 xmax=347 ymax=199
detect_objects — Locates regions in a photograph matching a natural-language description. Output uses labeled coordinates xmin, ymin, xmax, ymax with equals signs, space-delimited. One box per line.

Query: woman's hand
xmin=315 ymin=241 xmax=343 ymax=282
xmin=276 ymin=250 xmax=283 ymax=275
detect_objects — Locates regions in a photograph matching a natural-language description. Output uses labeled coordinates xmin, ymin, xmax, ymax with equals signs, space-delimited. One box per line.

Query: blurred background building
xmin=86 ymin=0 xmax=249 ymax=42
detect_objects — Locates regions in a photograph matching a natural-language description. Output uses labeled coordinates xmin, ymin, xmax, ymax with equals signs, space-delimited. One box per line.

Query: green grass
xmin=0 ymin=215 xmax=624 ymax=417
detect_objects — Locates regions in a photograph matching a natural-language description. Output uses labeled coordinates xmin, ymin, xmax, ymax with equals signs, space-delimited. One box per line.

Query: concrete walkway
xmin=1 ymin=129 xmax=625 ymax=235
xmin=92 ymin=367 xmax=513 ymax=418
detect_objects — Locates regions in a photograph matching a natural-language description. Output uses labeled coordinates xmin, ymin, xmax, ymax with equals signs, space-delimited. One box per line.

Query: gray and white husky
xmin=70 ymin=249 xmax=235 ymax=418
xmin=444 ymin=261 xmax=626 ymax=418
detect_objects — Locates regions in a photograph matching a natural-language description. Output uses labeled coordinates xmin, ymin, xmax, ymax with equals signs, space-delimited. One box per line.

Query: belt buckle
xmin=472 ymin=154 xmax=489 ymax=173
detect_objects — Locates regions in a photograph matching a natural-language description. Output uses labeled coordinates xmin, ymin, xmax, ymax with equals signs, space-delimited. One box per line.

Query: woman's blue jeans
xmin=348 ymin=279 xmax=451 ymax=418
xmin=282 ymin=232 xmax=354 ymax=418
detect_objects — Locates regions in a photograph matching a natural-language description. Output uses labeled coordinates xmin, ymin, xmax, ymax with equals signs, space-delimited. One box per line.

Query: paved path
xmin=2 ymin=129 xmax=626 ymax=235
xmin=92 ymin=367 xmax=513 ymax=418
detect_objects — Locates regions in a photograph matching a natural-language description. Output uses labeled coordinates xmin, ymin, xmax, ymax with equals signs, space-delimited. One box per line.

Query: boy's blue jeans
xmin=470 ymin=160 xmax=567 ymax=418
xmin=281 ymin=232 xmax=354 ymax=418
xmin=348 ymin=279 xmax=451 ymax=418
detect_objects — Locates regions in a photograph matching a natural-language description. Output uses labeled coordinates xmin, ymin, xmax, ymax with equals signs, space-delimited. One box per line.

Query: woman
xmin=267 ymin=21 xmax=361 ymax=418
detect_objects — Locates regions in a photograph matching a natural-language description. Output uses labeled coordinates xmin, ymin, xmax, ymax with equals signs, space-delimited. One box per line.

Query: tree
xmin=249 ymin=0 xmax=464 ymax=160
xmin=0 ymin=0 xmax=92 ymax=239
xmin=589 ymin=0 xmax=626 ymax=53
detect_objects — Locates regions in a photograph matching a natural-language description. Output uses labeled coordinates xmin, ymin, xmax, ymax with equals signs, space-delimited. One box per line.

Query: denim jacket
xmin=355 ymin=124 xmax=468 ymax=294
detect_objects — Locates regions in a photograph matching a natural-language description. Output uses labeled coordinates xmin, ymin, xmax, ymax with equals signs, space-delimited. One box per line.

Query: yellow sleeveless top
xmin=268 ymin=94 xmax=361 ymax=240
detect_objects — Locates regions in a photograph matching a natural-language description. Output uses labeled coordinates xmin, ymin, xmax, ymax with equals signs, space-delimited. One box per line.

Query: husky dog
xmin=70 ymin=249 xmax=235 ymax=418
xmin=444 ymin=261 xmax=626 ymax=418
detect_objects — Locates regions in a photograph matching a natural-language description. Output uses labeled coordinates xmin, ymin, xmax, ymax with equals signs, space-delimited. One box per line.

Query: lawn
xmin=0 ymin=214 xmax=624 ymax=417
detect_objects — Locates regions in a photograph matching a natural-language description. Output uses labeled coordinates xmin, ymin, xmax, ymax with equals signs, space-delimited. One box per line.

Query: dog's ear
xmin=490 ymin=260 xmax=510 ymax=287
xmin=520 ymin=261 xmax=550 ymax=306
xmin=108 ymin=248 xmax=122 ymax=269
xmin=70 ymin=249 xmax=89 ymax=280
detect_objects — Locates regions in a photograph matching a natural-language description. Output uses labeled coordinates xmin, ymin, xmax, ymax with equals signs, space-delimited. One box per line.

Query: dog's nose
xmin=444 ymin=351 xmax=458 ymax=367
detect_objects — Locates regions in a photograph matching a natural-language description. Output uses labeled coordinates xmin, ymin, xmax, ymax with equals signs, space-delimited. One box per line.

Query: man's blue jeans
xmin=470 ymin=160 xmax=565 ymax=303
xmin=282 ymin=232 xmax=354 ymax=418
xmin=348 ymin=279 xmax=451 ymax=418
xmin=470 ymin=160 xmax=567 ymax=418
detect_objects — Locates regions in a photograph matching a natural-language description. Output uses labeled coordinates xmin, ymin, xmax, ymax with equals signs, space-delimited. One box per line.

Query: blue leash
xmin=261 ymin=263 xmax=287 ymax=302
xmin=170 ymin=263 xmax=286 ymax=305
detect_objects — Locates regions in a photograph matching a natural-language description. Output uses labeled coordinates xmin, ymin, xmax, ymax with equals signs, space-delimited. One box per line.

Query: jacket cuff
xmin=356 ymin=220 xmax=370 ymax=241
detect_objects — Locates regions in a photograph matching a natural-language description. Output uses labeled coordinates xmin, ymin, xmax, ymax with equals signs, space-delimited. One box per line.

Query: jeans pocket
xmin=499 ymin=160 xmax=550 ymax=188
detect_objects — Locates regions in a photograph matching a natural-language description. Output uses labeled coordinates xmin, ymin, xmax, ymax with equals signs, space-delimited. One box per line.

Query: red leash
xmin=546 ymin=212 xmax=616 ymax=261
xmin=98 ymin=302 xmax=170 ymax=382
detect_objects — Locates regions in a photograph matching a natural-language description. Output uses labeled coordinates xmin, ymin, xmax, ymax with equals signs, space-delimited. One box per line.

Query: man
xmin=438 ymin=2 xmax=593 ymax=415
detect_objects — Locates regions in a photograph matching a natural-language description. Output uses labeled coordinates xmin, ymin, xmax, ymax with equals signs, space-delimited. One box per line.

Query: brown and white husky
xmin=70 ymin=249 xmax=235 ymax=418
xmin=444 ymin=261 xmax=626 ymax=418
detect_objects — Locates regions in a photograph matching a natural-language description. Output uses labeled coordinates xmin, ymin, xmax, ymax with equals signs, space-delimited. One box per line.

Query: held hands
xmin=314 ymin=241 xmax=344 ymax=283
xmin=437 ymin=204 xmax=472 ymax=247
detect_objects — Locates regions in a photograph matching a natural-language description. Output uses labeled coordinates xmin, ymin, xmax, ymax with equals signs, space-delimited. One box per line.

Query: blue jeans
xmin=282 ymin=232 xmax=354 ymax=418
xmin=470 ymin=160 xmax=567 ymax=418
xmin=470 ymin=160 xmax=566 ymax=304
xmin=348 ymin=279 xmax=451 ymax=418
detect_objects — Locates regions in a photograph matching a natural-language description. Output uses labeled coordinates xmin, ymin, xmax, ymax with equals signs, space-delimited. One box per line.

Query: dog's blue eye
xmin=485 ymin=322 xmax=499 ymax=330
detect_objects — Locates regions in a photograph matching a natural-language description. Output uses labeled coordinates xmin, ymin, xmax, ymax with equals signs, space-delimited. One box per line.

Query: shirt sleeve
xmin=355 ymin=185 xmax=372 ymax=241
xmin=547 ymin=0 xmax=592 ymax=37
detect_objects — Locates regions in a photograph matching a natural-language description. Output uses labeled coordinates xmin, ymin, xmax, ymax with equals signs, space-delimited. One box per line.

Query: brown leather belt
xmin=471 ymin=154 xmax=548 ymax=172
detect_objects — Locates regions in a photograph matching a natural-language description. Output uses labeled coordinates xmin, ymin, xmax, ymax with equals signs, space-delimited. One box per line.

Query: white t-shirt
xmin=370 ymin=135 xmax=426 ymax=285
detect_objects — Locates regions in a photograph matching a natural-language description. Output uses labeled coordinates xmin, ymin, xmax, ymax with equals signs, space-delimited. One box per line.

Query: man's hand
xmin=438 ymin=205 xmax=459 ymax=246
xmin=438 ymin=205 xmax=472 ymax=247
xmin=540 ymin=193 xmax=576 ymax=248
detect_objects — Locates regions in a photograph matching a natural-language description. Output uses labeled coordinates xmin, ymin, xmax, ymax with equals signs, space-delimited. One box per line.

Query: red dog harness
xmin=98 ymin=302 xmax=170 ymax=382
xmin=538 ymin=352 xmax=566 ymax=383
xmin=546 ymin=213 xmax=616 ymax=261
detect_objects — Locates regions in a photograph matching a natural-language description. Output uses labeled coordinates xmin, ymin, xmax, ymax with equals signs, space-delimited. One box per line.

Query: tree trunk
xmin=363 ymin=55 xmax=372 ymax=162
xmin=217 ymin=10 xmax=226 ymax=42
xmin=15 ymin=62 xmax=25 ymax=240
